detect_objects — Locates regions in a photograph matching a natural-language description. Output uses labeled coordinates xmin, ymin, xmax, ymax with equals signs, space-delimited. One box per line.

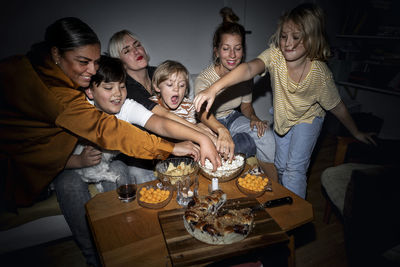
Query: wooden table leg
xmin=334 ymin=136 xmax=357 ymax=166
xmin=288 ymin=234 xmax=295 ymax=267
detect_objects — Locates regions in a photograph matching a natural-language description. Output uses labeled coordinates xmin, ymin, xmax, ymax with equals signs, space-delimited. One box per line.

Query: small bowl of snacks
xmin=155 ymin=157 xmax=199 ymax=189
xmin=236 ymin=173 xmax=271 ymax=198
xmin=199 ymin=153 xmax=245 ymax=182
xmin=137 ymin=184 xmax=173 ymax=209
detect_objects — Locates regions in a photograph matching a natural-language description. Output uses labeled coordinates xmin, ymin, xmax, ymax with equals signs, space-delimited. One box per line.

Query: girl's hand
xmin=216 ymin=127 xmax=235 ymax=162
xmin=193 ymin=87 xmax=217 ymax=113
xmin=172 ymin=141 xmax=200 ymax=160
xmin=79 ymin=145 xmax=102 ymax=167
xmin=250 ymin=119 xmax=269 ymax=138
xmin=354 ymin=131 xmax=377 ymax=146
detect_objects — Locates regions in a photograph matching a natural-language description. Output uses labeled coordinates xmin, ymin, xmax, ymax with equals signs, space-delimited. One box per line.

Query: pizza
xmin=183 ymin=190 xmax=254 ymax=245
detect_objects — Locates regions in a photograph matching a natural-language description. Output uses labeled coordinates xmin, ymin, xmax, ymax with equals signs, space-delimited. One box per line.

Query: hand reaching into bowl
xmin=172 ymin=141 xmax=221 ymax=172
xmin=172 ymin=141 xmax=200 ymax=160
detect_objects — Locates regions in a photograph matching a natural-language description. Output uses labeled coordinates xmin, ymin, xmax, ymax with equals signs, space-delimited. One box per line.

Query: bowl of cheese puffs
xmin=137 ymin=184 xmax=173 ymax=209
xmin=236 ymin=173 xmax=271 ymax=198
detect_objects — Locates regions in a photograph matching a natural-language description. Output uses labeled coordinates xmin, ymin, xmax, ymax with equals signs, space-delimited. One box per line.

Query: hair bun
xmin=220 ymin=7 xmax=239 ymax=24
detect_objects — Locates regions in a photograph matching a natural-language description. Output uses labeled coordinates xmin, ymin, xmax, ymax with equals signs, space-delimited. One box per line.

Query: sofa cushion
xmin=1 ymin=184 xmax=99 ymax=231
xmin=0 ymin=192 xmax=61 ymax=231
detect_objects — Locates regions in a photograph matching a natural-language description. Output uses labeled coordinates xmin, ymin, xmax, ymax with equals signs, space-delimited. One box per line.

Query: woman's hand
xmin=193 ymin=87 xmax=217 ymax=113
xmin=171 ymin=141 xmax=200 ymax=160
xmin=79 ymin=145 xmax=102 ymax=167
xmin=216 ymin=127 xmax=235 ymax=161
xmin=197 ymin=136 xmax=222 ymax=172
xmin=250 ymin=118 xmax=269 ymax=138
xmin=241 ymin=103 xmax=269 ymax=138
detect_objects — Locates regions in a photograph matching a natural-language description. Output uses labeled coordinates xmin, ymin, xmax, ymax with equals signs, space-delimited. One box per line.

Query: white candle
xmin=212 ymin=178 xmax=219 ymax=191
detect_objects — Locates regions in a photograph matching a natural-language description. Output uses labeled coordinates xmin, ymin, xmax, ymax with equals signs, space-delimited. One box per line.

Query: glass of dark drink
xmin=116 ymin=175 xmax=137 ymax=203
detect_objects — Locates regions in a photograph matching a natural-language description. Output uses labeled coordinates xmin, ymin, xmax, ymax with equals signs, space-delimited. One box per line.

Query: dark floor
xmin=0 ymin=133 xmax=348 ymax=267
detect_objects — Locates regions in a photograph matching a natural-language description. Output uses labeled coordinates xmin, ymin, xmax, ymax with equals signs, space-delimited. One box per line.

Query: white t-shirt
xmin=89 ymin=98 xmax=153 ymax=126
xmin=73 ymin=98 xmax=154 ymax=189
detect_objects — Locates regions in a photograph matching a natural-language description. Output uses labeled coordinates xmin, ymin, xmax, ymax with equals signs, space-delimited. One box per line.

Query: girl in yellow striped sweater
xmin=193 ymin=3 xmax=375 ymax=198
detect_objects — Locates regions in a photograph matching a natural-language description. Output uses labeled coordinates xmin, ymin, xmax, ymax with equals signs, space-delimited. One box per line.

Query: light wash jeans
xmin=128 ymin=165 xmax=157 ymax=184
xmin=53 ymin=160 xmax=129 ymax=267
xmin=274 ymin=116 xmax=324 ymax=199
xmin=218 ymin=110 xmax=275 ymax=162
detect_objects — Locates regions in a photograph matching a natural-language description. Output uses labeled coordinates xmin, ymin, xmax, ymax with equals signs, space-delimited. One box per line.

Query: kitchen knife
xmin=250 ymin=196 xmax=293 ymax=212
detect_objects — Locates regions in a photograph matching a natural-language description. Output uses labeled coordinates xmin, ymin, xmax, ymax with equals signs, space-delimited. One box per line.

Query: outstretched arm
xmin=329 ymin=101 xmax=377 ymax=145
xmin=144 ymin=114 xmax=221 ymax=170
xmin=193 ymin=58 xmax=266 ymax=112
xmin=198 ymin=110 xmax=235 ymax=161
xmin=171 ymin=141 xmax=200 ymax=160
xmin=152 ymin=104 xmax=217 ymax=144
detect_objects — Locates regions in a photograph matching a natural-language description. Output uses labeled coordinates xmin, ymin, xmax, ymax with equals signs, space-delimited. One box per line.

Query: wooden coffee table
xmin=86 ymin=168 xmax=313 ymax=266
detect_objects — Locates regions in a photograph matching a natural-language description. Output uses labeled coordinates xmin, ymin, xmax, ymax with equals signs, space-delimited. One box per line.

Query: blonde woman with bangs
xmin=193 ymin=3 xmax=375 ymax=199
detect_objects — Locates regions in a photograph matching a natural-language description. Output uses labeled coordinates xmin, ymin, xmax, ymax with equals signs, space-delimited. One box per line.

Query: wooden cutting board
xmin=158 ymin=197 xmax=289 ymax=266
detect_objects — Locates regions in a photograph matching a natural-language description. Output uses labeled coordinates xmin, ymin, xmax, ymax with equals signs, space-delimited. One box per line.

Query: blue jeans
xmin=53 ymin=160 xmax=129 ymax=267
xmin=274 ymin=116 xmax=324 ymax=199
xmin=218 ymin=111 xmax=275 ymax=162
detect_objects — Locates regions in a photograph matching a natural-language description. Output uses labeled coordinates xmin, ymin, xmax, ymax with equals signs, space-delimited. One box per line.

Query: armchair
xmin=320 ymin=136 xmax=400 ymax=266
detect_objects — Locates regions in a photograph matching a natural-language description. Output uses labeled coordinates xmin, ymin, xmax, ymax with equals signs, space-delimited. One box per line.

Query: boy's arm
xmin=152 ymin=104 xmax=217 ymax=143
xmin=194 ymin=58 xmax=266 ymax=112
xmin=144 ymin=114 xmax=221 ymax=170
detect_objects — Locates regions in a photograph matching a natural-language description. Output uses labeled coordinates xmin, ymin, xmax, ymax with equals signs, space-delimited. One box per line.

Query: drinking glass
xmin=116 ymin=175 xmax=137 ymax=203
xmin=176 ymin=175 xmax=193 ymax=206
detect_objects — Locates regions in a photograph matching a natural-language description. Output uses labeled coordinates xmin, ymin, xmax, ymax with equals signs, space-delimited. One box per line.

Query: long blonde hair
xmin=270 ymin=3 xmax=331 ymax=61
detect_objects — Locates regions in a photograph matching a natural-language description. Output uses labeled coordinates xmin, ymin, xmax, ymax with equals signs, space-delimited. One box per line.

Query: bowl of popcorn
xmin=236 ymin=173 xmax=271 ymax=198
xmin=137 ymin=184 xmax=173 ymax=209
xmin=199 ymin=153 xmax=245 ymax=182
xmin=155 ymin=157 xmax=199 ymax=189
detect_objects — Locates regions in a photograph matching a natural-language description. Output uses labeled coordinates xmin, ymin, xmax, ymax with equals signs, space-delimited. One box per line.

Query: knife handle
xmin=265 ymin=196 xmax=293 ymax=208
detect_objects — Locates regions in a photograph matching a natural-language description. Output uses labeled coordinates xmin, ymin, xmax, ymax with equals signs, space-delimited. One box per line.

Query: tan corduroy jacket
xmin=0 ymin=54 xmax=173 ymax=207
